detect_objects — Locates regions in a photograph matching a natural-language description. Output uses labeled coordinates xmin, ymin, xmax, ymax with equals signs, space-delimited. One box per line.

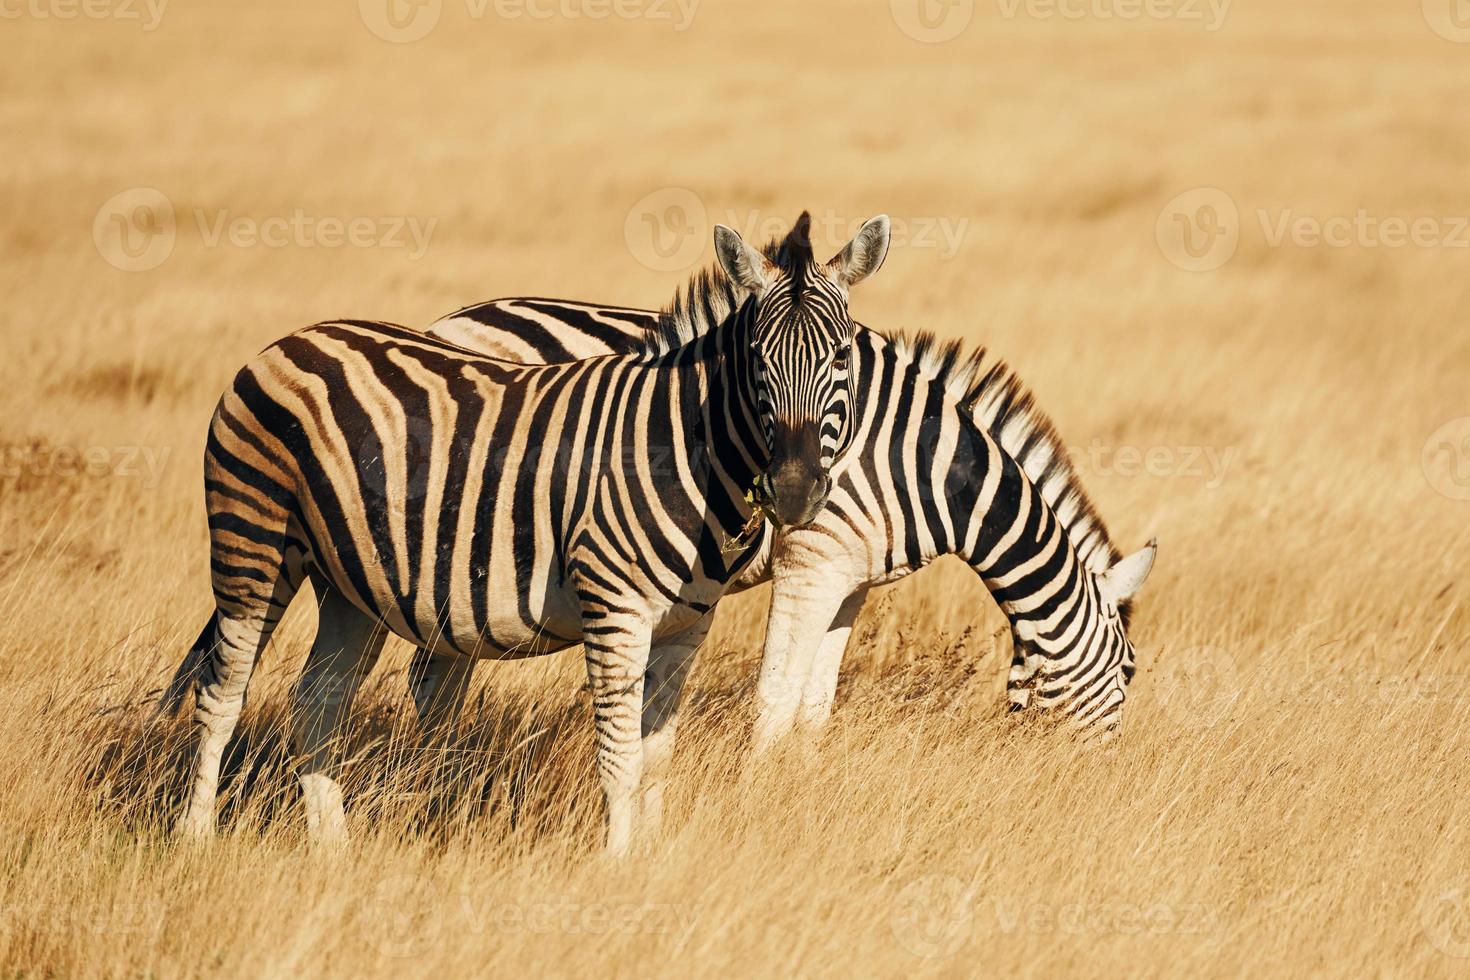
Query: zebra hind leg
xmin=576 ymin=596 xmax=650 ymax=858
xmin=639 ymin=612 xmax=711 ymax=839
xmin=158 ymin=614 xmax=219 ymax=717
xmin=289 ymin=578 xmax=388 ymax=850
xmin=407 ymin=647 xmax=476 ymax=750
xmin=176 ymin=558 xmax=303 ymax=840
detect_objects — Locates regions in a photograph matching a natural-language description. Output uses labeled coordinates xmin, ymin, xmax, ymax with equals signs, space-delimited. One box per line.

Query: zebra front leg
xmin=753 ymin=569 xmax=852 ymax=757
xmin=408 ymin=647 xmax=476 ymax=748
xmin=640 ymin=613 xmax=711 ymax=839
xmin=289 ymin=582 xmax=387 ymax=850
xmin=795 ymin=588 xmax=868 ymax=740
xmin=579 ymin=608 xmax=651 ymax=858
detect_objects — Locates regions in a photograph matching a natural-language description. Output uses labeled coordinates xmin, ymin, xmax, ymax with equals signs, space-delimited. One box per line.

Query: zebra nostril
xmin=806 ymin=475 xmax=831 ymax=511
xmin=767 ymin=462 xmax=828 ymax=526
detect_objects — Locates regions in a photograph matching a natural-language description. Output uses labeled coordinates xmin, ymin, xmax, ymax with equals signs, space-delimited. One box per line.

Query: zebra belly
xmin=312 ymin=545 xmax=717 ymax=662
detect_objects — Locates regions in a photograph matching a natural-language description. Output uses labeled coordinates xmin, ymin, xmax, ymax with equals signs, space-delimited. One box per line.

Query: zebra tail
xmin=157 ymin=613 xmax=217 ymax=716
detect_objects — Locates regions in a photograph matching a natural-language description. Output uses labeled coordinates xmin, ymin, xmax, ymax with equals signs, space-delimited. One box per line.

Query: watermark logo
xmin=1423 ymin=0 xmax=1470 ymax=42
xmin=1420 ymin=876 xmax=1470 ymax=958
xmin=624 ymin=187 xmax=707 ymax=273
xmin=0 ymin=0 xmax=167 ymax=31
xmin=359 ymin=0 xmax=699 ymax=40
xmin=1073 ymin=440 xmax=1237 ymax=490
xmin=359 ymin=875 xmax=442 ymax=959
xmin=995 ymin=0 xmax=1229 ymax=30
xmin=358 ymin=876 xmax=700 ymax=957
xmin=1158 ymin=188 xmax=1470 ymax=271
xmin=1258 ymin=210 xmax=1470 ymax=250
xmin=193 ymin=209 xmax=436 ymax=259
xmin=1423 ymin=417 xmax=1470 ymax=501
xmin=94 ymin=187 xmax=437 ymax=271
xmin=890 ymin=874 xmax=974 ymax=958
xmin=0 ymin=443 xmax=172 ymax=488
xmin=359 ymin=0 xmax=442 ymax=42
xmin=624 ymin=193 xmax=970 ymax=272
xmin=1155 ymin=187 xmax=1239 ymax=272
xmin=888 ymin=881 xmax=1219 ymax=956
xmin=94 ymin=187 xmax=176 ymax=272
xmin=890 ymin=0 xmax=974 ymax=42
xmin=1150 ymin=644 xmax=1239 ymax=729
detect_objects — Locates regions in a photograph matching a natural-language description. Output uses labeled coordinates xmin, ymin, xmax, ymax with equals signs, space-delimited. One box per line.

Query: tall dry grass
xmin=3 ymin=0 xmax=1470 ymax=975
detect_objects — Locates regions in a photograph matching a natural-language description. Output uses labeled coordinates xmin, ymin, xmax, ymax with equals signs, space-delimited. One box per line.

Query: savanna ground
xmin=3 ymin=0 xmax=1470 ymax=975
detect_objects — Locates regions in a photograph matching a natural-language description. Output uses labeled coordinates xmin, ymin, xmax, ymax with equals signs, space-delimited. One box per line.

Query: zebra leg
xmin=578 ymin=608 xmax=650 ymax=858
xmin=407 ymin=647 xmax=476 ymax=747
xmin=177 ymin=563 xmax=301 ymax=839
xmin=795 ymin=587 xmax=868 ymax=739
xmin=753 ymin=571 xmax=853 ymax=757
xmin=639 ymin=613 xmax=711 ymax=839
xmin=289 ymin=579 xmax=387 ymax=849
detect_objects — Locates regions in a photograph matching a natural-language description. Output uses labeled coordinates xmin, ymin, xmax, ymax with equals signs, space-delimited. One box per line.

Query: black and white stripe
xmin=414 ymin=267 xmax=1155 ymax=748
xmin=165 ymin=213 xmax=893 ymax=851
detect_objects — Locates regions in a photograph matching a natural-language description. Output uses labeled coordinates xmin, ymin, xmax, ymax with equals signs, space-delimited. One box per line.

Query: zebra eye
xmin=833 ymin=344 xmax=851 ymax=366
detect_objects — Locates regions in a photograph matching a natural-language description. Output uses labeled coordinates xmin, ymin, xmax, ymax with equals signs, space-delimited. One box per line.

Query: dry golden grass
xmin=4 ymin=0 xmax=1470 ymax=974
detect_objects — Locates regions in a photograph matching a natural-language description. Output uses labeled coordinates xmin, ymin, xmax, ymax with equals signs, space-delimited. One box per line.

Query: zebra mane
xmin=637 ymin=215 xmax=813 ymax=358
xmin=620 ymin=232 xmax=1122 ymax=579
xmin=890 ymin=331 xmax=1123 ymax=578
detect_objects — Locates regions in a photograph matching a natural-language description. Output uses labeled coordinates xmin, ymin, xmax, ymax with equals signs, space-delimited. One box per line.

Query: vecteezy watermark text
xmin=94 ymin=188 xmax=436 ymax=272
xmin=1072 ymin=441 xmax=1236 ymax=489
xmin=0 ymin=0 xmax=165 ymax=30
xmin=995 ymin=0 xmax=1229 ymax=30
xmin=0 ymin=444 xmax=171 ymax=488
xmin=889 ymin=874 xmax=1218 ymax=958
xmin=1157 ymin=188 xmax=1470 ymax=272
xmin=889 ymin=0 xmax=1227 ymax=43
xmin=193 ymin=209 xmax=435 ymax=258
xmin=358 ymin=0 xmax=699 ymax=43
xmin=358 ymin=875 xmax=699 ymax=958
xmin=624 ymin=189 xmax=969 ymax=272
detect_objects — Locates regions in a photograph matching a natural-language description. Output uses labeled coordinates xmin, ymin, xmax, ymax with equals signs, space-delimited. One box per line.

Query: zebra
xmin=165 ymin=212 xmax=893 ymax=853
xmin=407 ymin=276 xmax=1157 ymax=756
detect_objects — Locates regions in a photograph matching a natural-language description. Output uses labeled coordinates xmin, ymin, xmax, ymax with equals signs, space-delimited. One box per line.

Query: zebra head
xmin=713 ymin=211 xmax=891 ymax=526
xmin=1011 ymin=539 xmax=1158 ymax=740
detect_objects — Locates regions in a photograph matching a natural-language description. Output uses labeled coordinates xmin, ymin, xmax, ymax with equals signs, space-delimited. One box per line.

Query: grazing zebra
xmin=166 ymin=213 xmax=893 ymax=852
xmin=410 ymin=280 xmax=1156 ymax=755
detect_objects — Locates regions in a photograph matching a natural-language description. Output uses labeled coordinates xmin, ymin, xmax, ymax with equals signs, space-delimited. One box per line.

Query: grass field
xmin=4 ymin=0 xmax=1470 ymax=975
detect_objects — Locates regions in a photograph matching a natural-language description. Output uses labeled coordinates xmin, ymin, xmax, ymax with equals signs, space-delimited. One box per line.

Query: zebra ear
xmin=826 ymin=214 xmax=891 ymax=289
xmin=714 ymin=224 xmax=774 ymax=297
xmin=1097 ymin=539 xmax=1157 ymax=606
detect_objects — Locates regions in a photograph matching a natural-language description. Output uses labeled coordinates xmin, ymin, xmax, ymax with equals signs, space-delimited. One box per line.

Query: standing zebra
xmin=167 ymin=213 xmax=893 ymax=852
xmin=410 ymin=275 xmax=1156 ymax=757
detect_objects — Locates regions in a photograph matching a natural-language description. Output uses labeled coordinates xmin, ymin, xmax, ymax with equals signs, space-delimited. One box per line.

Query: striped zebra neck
xmin=845 ymin=332 xmax=1133 ymax=726
xmin=888 ymin=333 xmax=1122 ymax=573
xmin=678 ymin=299 xmax=771 ymax=490
xmin=946 ymin=404 xmax=1128 ymax=725
xmin=430 ymin=300 xmax=1121 ymax=588
xmin=639 ymin=262 xmax=748 ymax=357
xmin=636 ymin=268 xmax=1122 ymax=583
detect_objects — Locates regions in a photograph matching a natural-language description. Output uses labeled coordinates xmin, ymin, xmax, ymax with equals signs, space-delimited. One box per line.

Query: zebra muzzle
xmin=765 ymin=462 xmax=830 ymax=527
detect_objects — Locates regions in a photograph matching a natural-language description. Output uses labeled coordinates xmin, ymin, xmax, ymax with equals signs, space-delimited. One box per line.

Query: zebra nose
xmin=768 ymin=465 xmax=830 ymax=526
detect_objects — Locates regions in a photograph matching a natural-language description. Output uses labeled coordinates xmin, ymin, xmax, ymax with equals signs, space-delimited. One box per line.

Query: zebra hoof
xmin=173 ymin=808 xmax=217 ymax=841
